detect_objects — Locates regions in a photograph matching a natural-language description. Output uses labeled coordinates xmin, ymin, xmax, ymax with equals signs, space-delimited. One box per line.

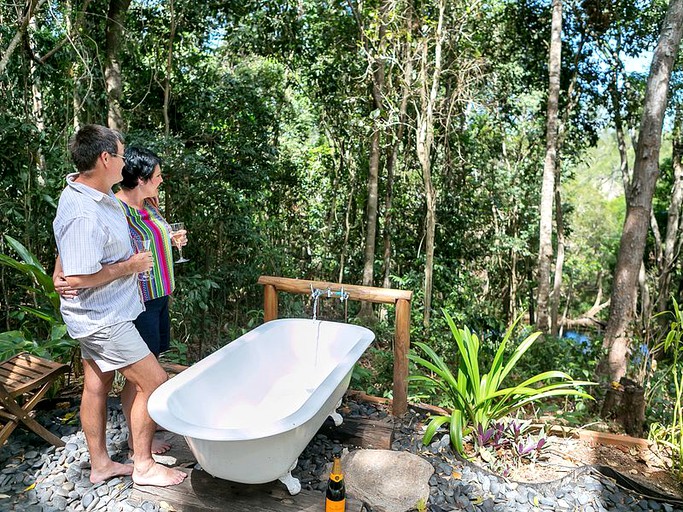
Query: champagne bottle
xmin=325 ymin=456 xmax=346 ymax=512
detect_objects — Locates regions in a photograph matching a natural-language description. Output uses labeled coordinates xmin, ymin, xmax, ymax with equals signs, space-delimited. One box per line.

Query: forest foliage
xmin=1 ymin=0 xmax=683 ymax=405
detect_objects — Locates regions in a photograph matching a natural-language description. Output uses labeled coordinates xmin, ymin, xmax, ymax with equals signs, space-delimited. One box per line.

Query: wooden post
xmin=393 ymin=298 xmax=410 ymax=416
xmin=263 ymin=284 xmax=278 ymax=322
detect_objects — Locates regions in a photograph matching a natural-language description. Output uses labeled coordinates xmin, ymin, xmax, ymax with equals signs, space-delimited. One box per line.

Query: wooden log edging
xmin=258 ymin=276 xmax=413 ymax=417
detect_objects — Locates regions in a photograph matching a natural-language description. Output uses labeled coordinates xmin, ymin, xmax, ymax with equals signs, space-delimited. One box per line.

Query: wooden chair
xmin=0 ymin=352 xmax=70 ymax=448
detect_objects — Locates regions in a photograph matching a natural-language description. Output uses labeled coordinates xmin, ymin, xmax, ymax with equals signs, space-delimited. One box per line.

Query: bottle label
xmin=325 ymin=498 xmax=346 ymax=511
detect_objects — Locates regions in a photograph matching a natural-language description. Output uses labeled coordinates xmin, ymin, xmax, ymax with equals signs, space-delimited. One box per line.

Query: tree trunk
xmin=601 ymin=0 xmax=683 ymax=385
xmin=163 ymin=0 xmax=176 ymax=137
xmin=609 ymin=66 xmax=631 ymax=200
xmin=339 ymin=156 xmax=357 ymax=284
xmin=161 ymin=0 xmax=177 ymax=220
xmin=550 ymin=33 xmax=584 ymax=336
xmin=619 ymin=378 xmax=646 ymax=437
xmin=415 ymin=0 xmax=445 ymax=329
xmin=357 ymin=0 xmax=389 ymax=320
xmin=25 ymin=17 xmax=47 ymax=251
xmin=550 ymin=186 xmax=565 ymax=336
xmin=66 ymin=0 xmax=82 ymax=131
xmin=381 ymin=135 xmax=396 ymax=292
xmin=657 ymin=108 xmax=683 ymax=312
xmin=527 ymin=258 xmax=536 ymax=325
xmin=638 ymin=260 xmax=651 ymax=333
xmin=502 ymin=142 xmax=519 ymax=324
xmin=536 ymin=0 xmax=562 ymax=333
xmin=382 ymin=5 xmax=414 ymax=292
xmin=359 ymin=125 xmax=381 ymax=319
xmin=105 ymin=0 xmax=132 ymax=131
xmin=507 ymin=248 xmax=518 ymax=324
xmin=650 ymin=204 xmax=664 ymax=272
xmin=0 ymin=0 xmax=46 ymax=75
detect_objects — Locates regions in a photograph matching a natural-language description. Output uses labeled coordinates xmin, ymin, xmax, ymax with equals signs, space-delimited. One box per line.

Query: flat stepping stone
xmin=341 ymin=449 xmax=433 ymax=512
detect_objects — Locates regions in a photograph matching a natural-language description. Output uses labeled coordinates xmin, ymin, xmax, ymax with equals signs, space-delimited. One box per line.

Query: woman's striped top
xmin=118 ymin=199 xmax=175 ymax=302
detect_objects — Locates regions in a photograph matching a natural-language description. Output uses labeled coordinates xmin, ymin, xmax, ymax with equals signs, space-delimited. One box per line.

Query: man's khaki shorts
xmin=78 ymin=321 xmax=151 ymax=372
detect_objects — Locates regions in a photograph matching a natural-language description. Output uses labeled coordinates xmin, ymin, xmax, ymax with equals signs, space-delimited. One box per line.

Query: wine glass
xmin=134 ymin=239 xmax=153 ymax=281
xmin=169 ymin=222 xmax=189 ymax=263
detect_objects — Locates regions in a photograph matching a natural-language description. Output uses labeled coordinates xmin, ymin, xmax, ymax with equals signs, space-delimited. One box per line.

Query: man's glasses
xmin=110 ymin=152 xmax=126 ymax=163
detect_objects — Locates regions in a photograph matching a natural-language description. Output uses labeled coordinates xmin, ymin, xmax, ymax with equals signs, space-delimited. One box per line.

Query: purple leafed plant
xmin=515 ymin=436 xmax=546 ymax=458
xmin=476 ymin=422 xmax=505 ymax=448
xmin=506 ymin=420 xmax=523 ymax=441
xmin=473 ymin=419 xmax=548 ymax=474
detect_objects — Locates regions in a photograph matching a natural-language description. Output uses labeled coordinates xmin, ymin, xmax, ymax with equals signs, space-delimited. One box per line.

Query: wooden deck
xmin=128 ymin=432 xmax=365 ymax=511
xmin=136 ymin=372 xmax=388 ymax=510
xmin=131 ymin=469 xmax=364 ymax=511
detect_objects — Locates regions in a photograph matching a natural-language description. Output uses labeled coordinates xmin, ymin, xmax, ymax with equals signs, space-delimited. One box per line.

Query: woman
xmin=115 ymin=146 xmax=187 ymax=457
xmin=115 ymin=146 xmax=186 ymax=358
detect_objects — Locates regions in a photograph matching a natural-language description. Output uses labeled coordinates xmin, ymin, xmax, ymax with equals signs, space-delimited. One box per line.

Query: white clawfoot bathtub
xmin=148 ymin=318 xmax=375 ymax=494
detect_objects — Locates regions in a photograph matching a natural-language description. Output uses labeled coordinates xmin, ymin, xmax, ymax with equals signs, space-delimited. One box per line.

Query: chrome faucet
xmin=310 ymin=285 xmax=349 ymax=320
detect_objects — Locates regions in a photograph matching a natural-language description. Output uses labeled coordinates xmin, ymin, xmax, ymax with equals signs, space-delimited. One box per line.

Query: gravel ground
xmin=2 ymin=397 xmax=683 ymax=511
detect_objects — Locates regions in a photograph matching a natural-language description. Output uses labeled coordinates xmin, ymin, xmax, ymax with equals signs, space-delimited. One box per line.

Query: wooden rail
xmin=257 ymin=276 xmax=413 ymax=416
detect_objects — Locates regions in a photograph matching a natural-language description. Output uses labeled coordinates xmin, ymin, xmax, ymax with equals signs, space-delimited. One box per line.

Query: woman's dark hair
xmin=120 ymin=146 xmax=162 ymax=189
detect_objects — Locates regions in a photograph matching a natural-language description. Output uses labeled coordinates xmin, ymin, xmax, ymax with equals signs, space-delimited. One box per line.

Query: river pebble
xmin=2 ymin=398 xmax=683 ymax=511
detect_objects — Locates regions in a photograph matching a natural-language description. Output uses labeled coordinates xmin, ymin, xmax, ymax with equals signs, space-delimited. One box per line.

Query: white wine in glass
xmin=169 ymin=222 xmax=189 ymax=263
xmin=134 ymin=239 xmax=153 ymax=281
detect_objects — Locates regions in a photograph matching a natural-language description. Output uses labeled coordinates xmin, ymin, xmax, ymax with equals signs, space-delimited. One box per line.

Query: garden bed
xmin=347 ymin=390 xmax=683 ymax=503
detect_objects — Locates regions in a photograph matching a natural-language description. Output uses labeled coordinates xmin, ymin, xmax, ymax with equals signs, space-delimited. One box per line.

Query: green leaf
xmin=4 ymin=235 xmax=46 ymax=272
xmin=50 ymin=324 xmax=69 ymax=341
xmin=19 ymin=305 xmax=56 ymax=323
xmin=422 ymin=415 xmax=451 ymax=445
xmin=449 ymin=409 xmax=466 ymax=456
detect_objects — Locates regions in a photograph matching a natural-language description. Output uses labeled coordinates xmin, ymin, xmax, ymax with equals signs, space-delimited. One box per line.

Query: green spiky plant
xmin=0 ymin=235 xmax=76 ymax=362
xmin=409 ymin=311 xmax=594 ymax=456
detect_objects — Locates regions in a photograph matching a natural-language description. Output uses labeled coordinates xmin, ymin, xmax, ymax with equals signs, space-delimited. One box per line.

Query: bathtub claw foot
xmin=328 ymin=399 xmax=344 ymax=426
xmin=329 ymin=411 xmax=343 ymax=426
xmin=279 ymin=472 xmax=301 ymax=495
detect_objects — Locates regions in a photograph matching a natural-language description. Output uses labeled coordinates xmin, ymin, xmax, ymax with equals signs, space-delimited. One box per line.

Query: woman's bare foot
xmin=90 ymin=461 xmax=133 ymax=484
xmin=128 ymin=436 xmax=172 ymax=459
xmin=151 ymin=437 xmax=171 ymax=454
xmin=132 ymin=461 xmax=187 ymax=487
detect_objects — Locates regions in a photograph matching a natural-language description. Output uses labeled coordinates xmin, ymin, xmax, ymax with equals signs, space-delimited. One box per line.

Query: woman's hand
xmin=53 ymin=272 xmax=79 ymax=299
xmin=171 ymin=229 xmax=188 ymax=248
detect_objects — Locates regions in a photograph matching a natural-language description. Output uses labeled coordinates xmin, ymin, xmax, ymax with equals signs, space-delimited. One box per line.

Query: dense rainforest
xmin=5 ymin=0 xmax=683 ymax=448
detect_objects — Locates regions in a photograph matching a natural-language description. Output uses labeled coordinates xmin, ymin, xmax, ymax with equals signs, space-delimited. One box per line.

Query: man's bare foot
xmin=132 ymin=461 xmax=187 ymax=487
xmin=90 ymin=461 xmax=133 ymax=484
xmin=129 ymin=437 xmax=172 ymax=459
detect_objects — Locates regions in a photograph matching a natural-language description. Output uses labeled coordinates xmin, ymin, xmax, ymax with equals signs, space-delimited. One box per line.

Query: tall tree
xmin=163 ymin=0 xmax=178 ymax=138
xmin=382 ymin=5 xmax=414 ymax=291
xmin=415 ymin=0 xmax=446 ymax=328
xmin=352 ymin=0 xmax=389 ymax=319
xmin=0 ymin=0 xmax=46 ymax=75
xmin=550 ymin=26 xmax=586 ymax=336
xmin=105 ymin=0 xmax=132 ymax=130
xmin=602 ymin=0 xmax=683 ymax=384
xmin=536 ymin=0 xmax=563 ymax=332
xmin=657 ymin=107 xmax=683 ymax=313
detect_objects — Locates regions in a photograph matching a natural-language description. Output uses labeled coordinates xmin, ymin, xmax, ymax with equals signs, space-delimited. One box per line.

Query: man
xmin=53 ymin=124 xmax=186 ymax=487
